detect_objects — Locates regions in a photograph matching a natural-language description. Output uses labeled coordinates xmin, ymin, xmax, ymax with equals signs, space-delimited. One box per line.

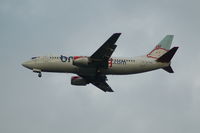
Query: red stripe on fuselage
xmin=73 ymin=56 xmax=82 ymax=60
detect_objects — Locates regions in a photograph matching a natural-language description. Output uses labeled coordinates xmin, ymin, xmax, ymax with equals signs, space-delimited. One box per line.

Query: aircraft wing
xmin=79 ymin=75 xmax=114 ymax=92
xmin=76 ymin=33 xmax=121 ymax=92
xmin=90 ymin=33 xmax=121 ymax=68
xmin=91 ymin=81 xmax=113 ymax=92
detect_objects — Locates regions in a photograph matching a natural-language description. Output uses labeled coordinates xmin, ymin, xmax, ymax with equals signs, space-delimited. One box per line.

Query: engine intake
xmin=73 ymin=57 xmax=90 ymax=67
xmin=71 ymin=76 xmax=88 ymax=86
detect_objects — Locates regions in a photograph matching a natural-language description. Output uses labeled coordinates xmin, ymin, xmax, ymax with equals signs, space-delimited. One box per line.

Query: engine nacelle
xmin=73 ymin=57 xmax=90 ymax=67
xmin=71 ymin=76 xmax=88 ymax=86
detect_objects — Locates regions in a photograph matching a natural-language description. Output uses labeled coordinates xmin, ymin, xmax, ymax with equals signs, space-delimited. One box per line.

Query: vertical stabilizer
xmin=147 ymin=35 xmax=174 ymax=59
xmin=158 ymin=35 xmax=174 ymax=50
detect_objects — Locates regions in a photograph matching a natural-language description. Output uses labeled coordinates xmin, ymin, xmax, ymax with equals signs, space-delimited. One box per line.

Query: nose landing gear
xmin=33 ymin=69 xmax=42 ymax=78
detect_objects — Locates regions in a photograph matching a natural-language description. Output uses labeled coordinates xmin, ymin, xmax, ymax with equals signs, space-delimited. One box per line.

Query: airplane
xmin=22 ymin=33 xmax=178 ymax=92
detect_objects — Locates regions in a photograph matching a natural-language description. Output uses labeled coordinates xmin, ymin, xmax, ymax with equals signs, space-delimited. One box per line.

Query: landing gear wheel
xmin=38 ymin=72 xmax=42 ymax=78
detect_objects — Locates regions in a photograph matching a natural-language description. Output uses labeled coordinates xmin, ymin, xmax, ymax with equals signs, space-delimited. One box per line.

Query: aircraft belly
xmin=38 ymin=62 xmax=78 ymax=73
xmin=106 ymin=65 xmax=141 ymax=75
xmin=77 ymin=67 xmax=96 ymax=76
xmin=38 ymin=61 xmax=96 ymax=76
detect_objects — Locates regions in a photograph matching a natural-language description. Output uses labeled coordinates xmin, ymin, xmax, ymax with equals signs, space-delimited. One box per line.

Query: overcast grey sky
xmin=0 ymin=0 xmax=200 ymax=133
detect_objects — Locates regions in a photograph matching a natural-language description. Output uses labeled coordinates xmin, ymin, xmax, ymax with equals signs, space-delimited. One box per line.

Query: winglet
xmin=157 ymin=47 xmax=179 ymax=63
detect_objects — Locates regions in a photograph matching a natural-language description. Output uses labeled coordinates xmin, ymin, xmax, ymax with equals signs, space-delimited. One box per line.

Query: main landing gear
xmin=38 ymin=72 xmax=42 ymax=78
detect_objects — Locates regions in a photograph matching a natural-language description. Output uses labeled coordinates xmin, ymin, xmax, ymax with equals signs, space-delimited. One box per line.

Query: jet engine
xmin=71 ymin=76 xmax=88 ymax=86
xmin=73 ymin=57 xmax=90 ymax=67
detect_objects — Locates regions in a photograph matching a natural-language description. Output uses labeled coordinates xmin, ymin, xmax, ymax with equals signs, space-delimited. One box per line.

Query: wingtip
xmin=166 ymin=34 xmax=174 ymax=36
xmin=113 ymin=33 xmax=121 ymax=36
xmin=171 ymin=46 xmax=179 ymax=52
xmin=174 ymin=46 xmax=179 ymax=49
xmin=106 ymin=89 xmax=114 ymax=92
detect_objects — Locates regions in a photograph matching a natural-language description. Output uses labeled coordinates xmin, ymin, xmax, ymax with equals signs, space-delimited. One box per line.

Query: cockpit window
xmin=31 ymin=57 xmax=37 ymax=59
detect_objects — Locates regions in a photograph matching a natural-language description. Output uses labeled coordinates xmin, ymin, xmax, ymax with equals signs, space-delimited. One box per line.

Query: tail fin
xmin=147 ymin=35 xmax=174 ymax=59
xmin=158 ymin=35 xmax=174 ymax=50
xmin=157 ymin=47 xmax=179 ymax=73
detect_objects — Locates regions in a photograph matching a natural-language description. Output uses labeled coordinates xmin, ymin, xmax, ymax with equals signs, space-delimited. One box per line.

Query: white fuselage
xmin=21 ymin=34 xmax=178 ymax=92
xmin=22 ymin=55 xmax=169 ymax=76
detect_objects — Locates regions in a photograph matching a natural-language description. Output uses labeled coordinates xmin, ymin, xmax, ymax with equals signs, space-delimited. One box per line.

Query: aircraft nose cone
xmin=21 ymin=61 xmax=34 ymax=69
xmin=22 ymin=61 xmax=28 ymax=67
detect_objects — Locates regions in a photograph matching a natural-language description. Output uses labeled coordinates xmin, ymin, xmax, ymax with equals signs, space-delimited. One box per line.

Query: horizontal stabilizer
xmin=157 ymin=47 xmax=178 ymax=63
xmin=163 ymin=65 xmax=174 ymax=73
